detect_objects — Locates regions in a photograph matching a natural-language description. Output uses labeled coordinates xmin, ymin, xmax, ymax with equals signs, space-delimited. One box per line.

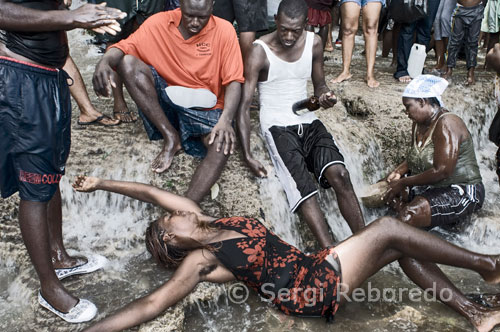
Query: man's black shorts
xmin=264 ymin=120 xmax=345 ymax=212
xmin=213 ymin=0 xmax=269 ymax=32
xmin=0 ymin=57 xmax=71 ymax=202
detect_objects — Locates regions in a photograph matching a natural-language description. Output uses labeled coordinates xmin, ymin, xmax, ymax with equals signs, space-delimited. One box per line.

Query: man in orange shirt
xmin=93 ymin=0 xmax=244 ymax=202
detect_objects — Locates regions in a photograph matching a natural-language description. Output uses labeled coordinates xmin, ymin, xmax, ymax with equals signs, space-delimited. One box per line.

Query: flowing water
xmin=1 ymin=2 xmax=500 ymax=331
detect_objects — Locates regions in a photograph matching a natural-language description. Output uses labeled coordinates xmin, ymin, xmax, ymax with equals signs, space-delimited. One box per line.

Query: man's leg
xmin=394 ymin=21 xmax=417 ymax=81
xmin=331 ymin=2 xmax=360 ymax=84
xmin=465 ymin=13 xmax=483 ymax=85
xmin=19 ymin=199 xmax=78 ymax=312
xmin=47 ymin=187 xmax=87 ymax=268
xmin=185 ymin=133 xmax=229 ymax=202
xmin=323 ymin=164 xmax=365 ymax=233
xmin=298 ymin=197 xmax=336 ymax=248
xmin=112 ymin=74 xmax=137 ymax=123
xmin=117 ymin=55 xmax=181 ymax=173
xmin=444 ymin=12 xmax=466 ymax=80
xmin=64 ymin=56 xmax=120 ymax=126
xmin=361 ymin=2 xmax=382 ymax=88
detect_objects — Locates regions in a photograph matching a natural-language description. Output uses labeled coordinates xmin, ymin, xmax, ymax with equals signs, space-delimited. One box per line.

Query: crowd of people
xmin=1 ymin=0 xmax=500 ymax=331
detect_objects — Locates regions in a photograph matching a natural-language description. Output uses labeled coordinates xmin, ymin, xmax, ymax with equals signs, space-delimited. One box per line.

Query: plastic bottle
xmin=407 ymin=43 xmax=427 ymax=78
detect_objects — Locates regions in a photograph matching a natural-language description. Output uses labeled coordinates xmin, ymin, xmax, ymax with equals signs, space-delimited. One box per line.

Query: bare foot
xmin=324 ymin=44 xmax=334 ymax=52
xmin=398 ymin=75 xmax=411 ymax=83
xmin=472 ymin=308 xmax=500 ymax=332
xmin=480 ymin=255 xmax=500 ymax=284
xmin=113 ymin=100 xmax=137 ymax=123
xmin=152 ymin=140 xmax=182 ymax=173
xmin=367 ymin=76 xmax=380 ymax=88
xmin=442 ymin=70 xmax=452 ymax=81
xmin=467 ymin=73 xmax=476 ymax=86
xmin=330 ymin=71 xmax=352 ymax=84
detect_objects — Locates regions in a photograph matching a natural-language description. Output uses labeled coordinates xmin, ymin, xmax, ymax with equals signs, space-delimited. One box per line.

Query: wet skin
xmin=92 ymin=0 xmax=241 ymax=202
xmin=385 ymin=97 xmax=471 ymax=227
xmin=0 ymin=0 xmax=125 ymax=313
xmin=236 ymin=12 xmax=363 ymax=247
xmin=72 ymin=176 xmax=500 ymax=332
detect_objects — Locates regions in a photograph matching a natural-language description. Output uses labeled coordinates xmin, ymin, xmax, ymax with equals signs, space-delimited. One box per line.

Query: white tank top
xmin=254 ymin=31 xmax=318 ymax=131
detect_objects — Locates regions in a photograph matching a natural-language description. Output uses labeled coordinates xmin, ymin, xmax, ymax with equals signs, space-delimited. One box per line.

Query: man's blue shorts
xmin=0 ymin=57 xmax=71 ymax=202
xmin=340 ymin=0 xmax=385 ymax=7
xmin=138 ymin=67 xmax=222 ymax=159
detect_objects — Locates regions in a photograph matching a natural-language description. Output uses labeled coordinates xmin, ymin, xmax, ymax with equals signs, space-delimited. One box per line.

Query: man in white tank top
xmin=237 ymin=0 xmax=365 ymax=247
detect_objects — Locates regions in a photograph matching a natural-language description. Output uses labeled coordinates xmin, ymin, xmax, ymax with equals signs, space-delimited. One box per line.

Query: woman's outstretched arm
xmin=73 ymin=176 xmax=202 ymax=214
xmin=82 ymin=250 xmax=213 ymax=332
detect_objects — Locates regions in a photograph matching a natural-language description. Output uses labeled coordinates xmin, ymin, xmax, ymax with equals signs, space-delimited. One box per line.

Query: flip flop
xmin=38 ymin=292 xmax=97 ymax=323
xmin=55 ymin=254 xmax=107 ymax=280
xmin=77 ymin=115 xmax=121 ymax=127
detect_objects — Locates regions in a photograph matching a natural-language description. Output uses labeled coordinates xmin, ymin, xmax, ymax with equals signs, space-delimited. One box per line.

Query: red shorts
xmin=307 ymin=8 xmax=332 ymax=27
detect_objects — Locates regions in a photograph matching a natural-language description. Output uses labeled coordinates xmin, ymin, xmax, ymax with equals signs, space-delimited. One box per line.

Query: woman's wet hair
xmin=145 ymin=219 xmax=188 ymax=268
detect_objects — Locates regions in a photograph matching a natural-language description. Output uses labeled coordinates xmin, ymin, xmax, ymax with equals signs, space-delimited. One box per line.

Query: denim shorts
xmin=340 ymin=0 xmax=385 ymax=7
xmin=138 ymin=67 xmax=222 ymax=159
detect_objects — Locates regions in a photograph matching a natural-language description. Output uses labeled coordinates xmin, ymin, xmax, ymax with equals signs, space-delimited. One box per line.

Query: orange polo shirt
xmin=112 ymin=9 xmax=244 ymax=110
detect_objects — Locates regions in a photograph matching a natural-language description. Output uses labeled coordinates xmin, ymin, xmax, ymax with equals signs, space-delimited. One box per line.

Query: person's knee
xmin=342 ymin=21 xmax=358 ymax=37
xmin=117 ymin=55 xmax=149 ymax=80
xmin=363 ymin=21 xmax=378 ymax=35
xmin=397 ymin=205 xmax=422 ymax=227
xmin=325 ymin=165 xmax=351 ymax=188
xmin=373 ymin=216 xmax=400 ymax=229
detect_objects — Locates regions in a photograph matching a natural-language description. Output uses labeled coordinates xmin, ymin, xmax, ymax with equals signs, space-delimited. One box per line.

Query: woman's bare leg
xmin=333 ymin=217 xmax=500 ymax=330
xmin=64 ymin=56 xmax=120 ymax=126
xmin=399 ymin=258 xmax=500 ymax=331
xmin=333 ymin=216 xmax=500 ymax=292
xmin=330 ymin=2 xmax=360 ymax=84
xmin=361 ymin=2 xmax=382 ymax=88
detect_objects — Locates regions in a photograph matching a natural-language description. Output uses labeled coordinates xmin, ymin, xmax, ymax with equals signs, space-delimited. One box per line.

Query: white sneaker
xmin=38 ymin=292 xmax=97 ymax=323
xmin=55 ymin=254 xmax=107 ymax=280
xmin=165 ymin=86 xmax=217 ymax=109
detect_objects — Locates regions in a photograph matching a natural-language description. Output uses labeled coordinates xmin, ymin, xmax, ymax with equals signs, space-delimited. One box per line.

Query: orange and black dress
xmin=212 ymin=216 xmax=341 ymax=321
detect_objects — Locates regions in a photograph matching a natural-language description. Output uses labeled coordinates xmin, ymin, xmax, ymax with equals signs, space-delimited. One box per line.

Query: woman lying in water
xmin=72 ymin=176 xmax=500 ymax=332
xmin=384 ymin=75 xmax=484 ymax=228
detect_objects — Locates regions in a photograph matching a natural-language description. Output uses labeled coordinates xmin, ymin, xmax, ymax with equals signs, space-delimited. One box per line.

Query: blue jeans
xmin=394 ymin=0 xmax=441 ymax=79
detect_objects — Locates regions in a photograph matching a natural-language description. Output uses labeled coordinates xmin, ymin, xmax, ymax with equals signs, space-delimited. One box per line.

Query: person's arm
xmin=82 ymin=250 xmax=219 ymax=332
xmin=310 ymin=34 xmax=337 ymax=108
xmin=208 ymin=80 xmax=241 ymax=155
xmin=386 ymin=161 xmax=410 ymax=182
xmin=386 ymin=115 xmax=465 ymax=198
xmin=0 ymin=1 xmax=124 ymax=32
xmin=235 ymin=43 xmax=268 ymax=177
xmin=92 ymin=47 xmax=125 ymax=97
xmin=73 ymin=176 xmax=202 ymax=215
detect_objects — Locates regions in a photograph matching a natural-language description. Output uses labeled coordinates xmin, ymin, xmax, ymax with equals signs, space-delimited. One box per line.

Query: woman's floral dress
xmin=213 ymin=216 xmax=341 ymax=321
